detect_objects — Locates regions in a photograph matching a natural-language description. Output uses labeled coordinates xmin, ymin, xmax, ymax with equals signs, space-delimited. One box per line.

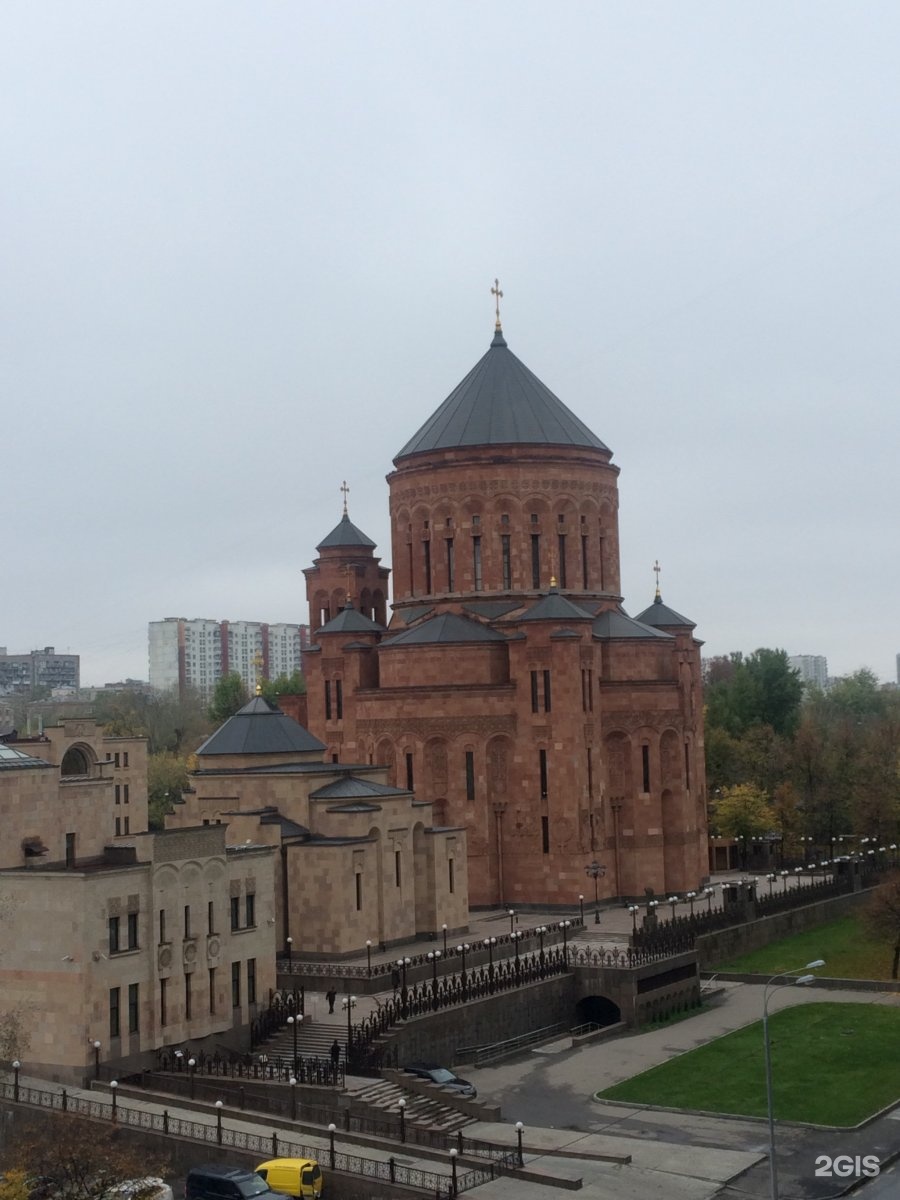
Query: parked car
xmin=402 ymin=1063 xmax=477 ymax=1098
xmin=255 ymin=1158 xmax=323 ymax=1199
xmin=185 ymin=1166 xmax=280 ymax=1200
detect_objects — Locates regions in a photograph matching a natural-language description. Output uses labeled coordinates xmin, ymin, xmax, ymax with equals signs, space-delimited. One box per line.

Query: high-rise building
xmin=788 ymin=654 xmax=829 ymax=691
xmin=0 ymin=646 xmax=79 ymax=695
xmin=148 ymin=618 xmax=309 ymax=699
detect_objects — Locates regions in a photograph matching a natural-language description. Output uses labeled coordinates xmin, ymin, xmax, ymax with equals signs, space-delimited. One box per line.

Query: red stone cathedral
xmin=302 ymin=311 xmax=708 ymax=907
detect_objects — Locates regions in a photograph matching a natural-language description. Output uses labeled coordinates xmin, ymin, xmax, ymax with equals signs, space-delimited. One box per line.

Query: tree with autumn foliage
xmin=8 ymin=1117 xmax=167 ymax=1200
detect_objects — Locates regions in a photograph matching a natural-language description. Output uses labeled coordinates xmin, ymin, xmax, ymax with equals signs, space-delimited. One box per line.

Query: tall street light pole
xmin=428 ymin=951 xmax=441 ymax=1011
xmin=584 ymin=861 xmax=605 ymax=924
xmin=484 ymin=937 xmax=496 ymax=992
xmin=456 ymin=944 xmax=468 ymax=999
xmin=365 ymin=940 xmax=372 ymax=976
xmin=342 ymin=995 xmax=357 ymax=1065
xmin=763 ymin=960 xmax=825 ymax=1200
xmin=398 ymin=958 xmax=411 ymax=1019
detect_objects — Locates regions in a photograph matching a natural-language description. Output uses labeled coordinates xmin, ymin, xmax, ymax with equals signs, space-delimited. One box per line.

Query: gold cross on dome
xmin=491 ymin=278 xmax=503 ymax=329
xmin=653 ymin=559 xmax=661 ymax=599
xmin=340 ymin=479 xmax=350 ymax=516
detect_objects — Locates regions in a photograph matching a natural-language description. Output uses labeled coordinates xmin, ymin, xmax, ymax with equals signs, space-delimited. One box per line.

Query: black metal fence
xmin=155 ymin=1049 xmax=344 ymax=1088
xmin=0 ymin=1077 xmax=512 ymax=1197
xmin=276 ymin=917 xmax=584 ymax=979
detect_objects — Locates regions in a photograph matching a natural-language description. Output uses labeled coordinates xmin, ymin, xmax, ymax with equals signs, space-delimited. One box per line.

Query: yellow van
xmin=254 ymin=1159 xmax=323 ymax=1200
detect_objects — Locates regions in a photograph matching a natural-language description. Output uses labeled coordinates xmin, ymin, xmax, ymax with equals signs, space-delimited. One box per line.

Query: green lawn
xmin=714 ymin=914 xmax=897 ymax=980
xmin=599 ymin=1002 xmax=900 ymax=1125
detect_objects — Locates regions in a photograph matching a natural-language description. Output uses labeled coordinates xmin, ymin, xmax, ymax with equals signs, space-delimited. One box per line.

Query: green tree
xmin=711 ymin=783 xmax=776 ymax=849
xmin=705 ymin=649 xmax=803 ymax=738
xmin=260 ymin=670 xmax=306 ymax=704
xmin=94 ymin=686 xmax=210 ymax=755
xmin=208 ymin=672 xmax=248 ymax=723
xmin=147 ymin=751 xmax=191 ymax=830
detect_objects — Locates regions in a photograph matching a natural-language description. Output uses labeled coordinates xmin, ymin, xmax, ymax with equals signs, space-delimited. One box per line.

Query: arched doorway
xmin=575 ymin=995 xmax=621 ymax=1027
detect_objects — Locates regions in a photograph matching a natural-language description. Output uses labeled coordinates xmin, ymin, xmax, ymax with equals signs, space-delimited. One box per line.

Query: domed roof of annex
xmin=394 ymin=324 xmax=609 ymax=461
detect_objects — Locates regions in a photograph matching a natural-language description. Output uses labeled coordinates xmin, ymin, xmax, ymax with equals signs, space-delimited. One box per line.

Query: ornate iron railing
xmin=154 ymin=1048 xmax=343 ymax=1088
xmin=0 ymin=1077 xmax=507 ymax=1196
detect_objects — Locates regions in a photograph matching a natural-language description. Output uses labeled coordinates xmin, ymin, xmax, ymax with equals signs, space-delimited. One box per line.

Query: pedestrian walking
xmin=326 ymin=988 xmax=337 ymax=1014
xmin=330 ymin=1039 xmax=341 ymax=1069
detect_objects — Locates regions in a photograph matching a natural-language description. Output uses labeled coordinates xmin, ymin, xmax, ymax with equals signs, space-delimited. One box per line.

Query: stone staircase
xmin=257 ymin=1017 xmax=346 ymax=1065
xmin=344 ymin=1076 xmax=476 ymax=1134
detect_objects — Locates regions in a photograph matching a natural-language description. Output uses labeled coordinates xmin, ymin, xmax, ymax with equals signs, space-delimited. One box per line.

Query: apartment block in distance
xmin=148 ymin=618 xmax=309 ymax=699
xmin=0 ymin=646 xmax=80 ymax=695
xmin=788 ymin=654 xmax=829 ymax=691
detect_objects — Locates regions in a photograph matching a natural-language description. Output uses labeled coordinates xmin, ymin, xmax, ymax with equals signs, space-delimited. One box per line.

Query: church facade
xmin=302 ymin=316 xmax=708 ymax=907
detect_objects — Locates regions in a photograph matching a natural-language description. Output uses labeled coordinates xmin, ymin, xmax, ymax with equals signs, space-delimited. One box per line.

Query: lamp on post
xmin=512 ymin=931 xmax=521 ymax=978
xmin=449 ymin=1148 xmax=458 ymax=1197
xmin=442 ymin=923 xmax=448 ymax=957
xmin=398 ymin=1097 xmax=407 ymax=1143
xmin=287 ymin=1015 xmax=299 ymax=1076
xmin=12 ymin=1060 xmax=20 ymax=1103
xmin=762 ymin=960 xmax=825 ymax=1200
xmin=584 ymin=861 xmax=605 ymax=924
xmin=289 ymin=1075 xmax=297 ymax=1121
xmin=398 ymin=957 xmax=411 ymax=1019
xmin=578 ymin=894 xmax=584 ymax=924
xmin=686 ymin=891 xmax=696 ymax=916
xmin=628 ymin=904 xmax=639 ymax=934
xmin=327 ymin=1123 xmax=336 ymax=1170
xmin=93 ymin=1040 xmax=101 ymax=1080
xmin=537 ymin=925 xmax=546 ymax=974
xmin=508 ymin=909 xmax=516 ymax=935
xmin=365 ymin=939 xmax=372 ymax=977
xmin=342 ymin=996 xmax=357 ymax=1064
xmin=456 ymin=944 xmax=469 ymax=999
xmin=286 ymin=936 xmax=293 ymax=966
xmin=559 ymin=920 xmax=571 ymax=964
xmin=515 ymin=1121 xmax=525 ymax=1167
xmin=110 ymin=1080 xmax=118 ymax=1122
xmin=668 ymin=895 xmax=678 ymax=920
xmin=484 ymin=937 xmax=496 ymax=992
xmin=427 ymin=951 xmax=441 ymax=1011
xmin=215 ymin=1099 xmax=223 ymax=1144
xmin=188 ymin=1057 xmax=197 ymax=1100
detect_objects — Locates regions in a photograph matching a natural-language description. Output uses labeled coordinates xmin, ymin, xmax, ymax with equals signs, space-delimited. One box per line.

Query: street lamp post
xmin=456 ymin=944 xmax=469 ymax=999
xmin=484 ymin=937 xmax=496 ymax=992
xmin=93 ymin=1040 xmax=101 ymax=1080
xmin=512 ymin=931 xmax=521 ymax=978
xmin=398 ymin=1097 xmax=406 ymax=1143
xmin=578 ymin=894 xmax=584 ymax=924
xmin=442 ymin=923 xmax=448 ymax=957
xmin=286 ymin=936 xmax=293 ymax=966
xmin=188 ymin=1057 xmax=196 ymax=1100
xmin=428 ymin=951 xmax=441 ymax=1011
xmin=12 ymin=1060 xmax=20 ymax=1103
xmin=365 ymin=939 xmax=372 ymax=976
xmin=342 ymin=996 xmax=357 ymax=1064
xmin=508 ymin=909 xmax=516 ymax=935
xmin=110 ymin=1080 xmax=118 ymax=1122
xmin=327 ymin=1123 xmax=336 ymax=1170
xmin=289 ymin=1076 xmax=297 ymax=1121
xmin=215 ymin=1099 xmax=224 ymax=1144
xmin=668 ymin=895 xmax=678 ymax=921
xmin=515 ymin=1121 xmax=525 ymax=1167
xmin=628 ymin=904 xmax=639 ymax=933
xmin=560 ymin=920 xmax=571 ymax=964
xmin=398 ymin=957 xmax=411 ymax=1018
xmin=287 ymin=1015 xmax=299 ymax=1076
xmin=686 ymin=891 xmax=696 ymax=916
xmin=449 ymin=1148 xmax=458 ymax=1197
xmin=537 ymin=925 xmax=546 ymax=974
xmin=762 ymin=960 xmax=825 ymax=1200
xmin=584 ymin=861 xmax=605 ymax=924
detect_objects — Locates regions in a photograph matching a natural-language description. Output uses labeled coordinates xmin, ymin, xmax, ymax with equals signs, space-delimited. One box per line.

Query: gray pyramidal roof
xmin=317 ymin=512 xmax=376 ymax=551
xmin=382 ymin=612 xmax=507 ymax=647
xmin=517 ymin=589 xmax=595 ymax=622
xmin=318 ymin=602 xmax=385 ymax=636
xmin=634 ymin=593 xmax=696 ymax=629
xmin=592 ymin=609 xmax=674 ymax=641
xmin=395 ymin=327 xmax=609 ymax=460
xmin=197 ymin=696 xmax=326 ymax=757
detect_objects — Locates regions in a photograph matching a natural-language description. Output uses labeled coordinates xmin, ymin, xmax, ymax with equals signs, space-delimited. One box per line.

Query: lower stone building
xmin=166 ymin=695 xmax=469 ymax=956
xmin=0 ymin=731 xmax=275 ymax=1084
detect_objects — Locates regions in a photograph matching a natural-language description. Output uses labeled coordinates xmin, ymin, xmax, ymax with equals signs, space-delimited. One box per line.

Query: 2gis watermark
xmin=814 ymin=1154 xmax=881 ymax=1179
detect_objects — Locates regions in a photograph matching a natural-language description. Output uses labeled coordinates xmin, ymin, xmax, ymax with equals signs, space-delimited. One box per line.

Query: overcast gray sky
xmin=3 ymin=2 xmax=899 ymax=687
